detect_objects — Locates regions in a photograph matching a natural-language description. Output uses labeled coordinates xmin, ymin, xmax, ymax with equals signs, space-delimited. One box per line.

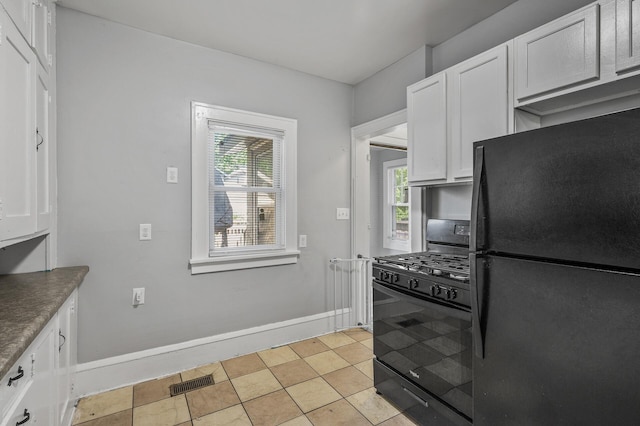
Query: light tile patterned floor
xmin=71 ymin=329 xmax=418 ymax=426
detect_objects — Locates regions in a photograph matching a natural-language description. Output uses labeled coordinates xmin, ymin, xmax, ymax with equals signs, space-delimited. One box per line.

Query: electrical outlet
xmin=336 ymin=208 xmax=350 ymax=220
xmin=167 ymin=167 xmax=178 ymax=183
xmin=132 ymin=288 xmax=145 ymax=306
xmin=139 ymin=224 xmax=152 ymax=240
xmin=299 ymin=234 xmax=307 ymax=248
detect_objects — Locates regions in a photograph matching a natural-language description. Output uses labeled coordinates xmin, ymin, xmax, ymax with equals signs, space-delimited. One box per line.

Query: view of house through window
xmin=208 ymin=125 xmax=283 ymax=254
xmin=383 ymin=158 xmax=410 ymax=251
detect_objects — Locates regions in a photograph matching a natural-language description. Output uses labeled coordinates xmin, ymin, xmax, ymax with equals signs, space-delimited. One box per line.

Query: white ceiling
xmin=56 ymin=0 xmax=518 ymax=85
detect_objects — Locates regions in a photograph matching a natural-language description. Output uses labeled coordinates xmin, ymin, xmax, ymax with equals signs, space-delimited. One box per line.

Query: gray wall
xmin=56 ymin=8 xmax=354 ymax=363
xmin=369 ymin=148 xmax=408 ymax=257
xmin=352 ymin=46 xmax=431 ymax=126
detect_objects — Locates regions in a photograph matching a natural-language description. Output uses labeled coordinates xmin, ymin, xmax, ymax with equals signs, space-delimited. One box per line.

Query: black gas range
xmin=372 ymin=219 xmax=472 ymax=426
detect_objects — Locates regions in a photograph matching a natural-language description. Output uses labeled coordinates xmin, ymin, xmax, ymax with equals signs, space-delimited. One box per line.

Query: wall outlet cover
xmin=336 ymin=208 xmax=350 ymax=220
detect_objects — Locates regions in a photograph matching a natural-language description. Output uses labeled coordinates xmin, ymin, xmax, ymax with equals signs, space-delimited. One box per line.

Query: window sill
xmin=189 ymin=250 xmax=300 ymax=274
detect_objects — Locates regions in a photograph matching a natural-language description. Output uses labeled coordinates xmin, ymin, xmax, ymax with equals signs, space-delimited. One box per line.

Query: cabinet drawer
xmin=0 ymin=351 xmax=32 ymax=418
xmin=515 ymin=4 xmax=600 ymax=101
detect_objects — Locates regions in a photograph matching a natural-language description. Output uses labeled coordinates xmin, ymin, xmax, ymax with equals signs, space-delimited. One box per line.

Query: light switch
xmin=167 ymin=167 xmax=178 ymax=183
xmin=336 ymin=208 xmax=350 ymax=220
xmin=139 ymin=224 xmax=152 ymax=240
xmin=299 ymin=234 xmax=307 ymax=248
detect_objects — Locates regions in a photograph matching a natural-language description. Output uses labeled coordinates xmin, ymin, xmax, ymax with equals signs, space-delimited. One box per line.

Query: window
xmin=191 ymin=103 xmax=298 ymax=273
xmin=383 ymin=158 xmax=410 ymax=252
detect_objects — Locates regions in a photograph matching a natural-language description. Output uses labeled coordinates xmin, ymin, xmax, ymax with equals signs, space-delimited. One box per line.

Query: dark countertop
xmin=0 ymin=266 xmax=89 ymax=379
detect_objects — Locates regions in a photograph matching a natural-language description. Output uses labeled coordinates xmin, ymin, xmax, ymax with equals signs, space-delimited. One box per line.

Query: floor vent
xmin=169 ymin=375 xmax=214 ymax=396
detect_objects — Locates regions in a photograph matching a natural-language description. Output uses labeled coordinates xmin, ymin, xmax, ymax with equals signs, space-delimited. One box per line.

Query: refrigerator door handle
xmin=470 ymin=253 xmax=484 ymax=359
xmin=470 ymin=145 xmax=484 ymax=251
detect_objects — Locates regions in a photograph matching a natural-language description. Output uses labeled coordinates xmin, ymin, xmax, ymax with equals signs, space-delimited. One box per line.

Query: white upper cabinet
xmin=616 ymin=0 xmax=640 ymax=73
xmin=408 ymin=43 xmax=511 ymax=185
xmin=1 ymin=0 xmax=31 ymax=43
xmin=0 ymin=6 xmax=37 ymax=241
xmin=515 ymin=4 xmax=600 ymax=102
xmin=449 ymin=44 xmax=510 ymax=180
xmin=407 ymin=73 xmax=448 ymax=184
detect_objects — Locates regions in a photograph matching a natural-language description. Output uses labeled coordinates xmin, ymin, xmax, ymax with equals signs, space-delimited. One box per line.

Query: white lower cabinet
xmin=408 ymin=43 xmax=511 ymax=185
xmin=0 ymin=290 xmax=78 ymax=426
xmin=57 ymin=293 xmax=77 ymax=425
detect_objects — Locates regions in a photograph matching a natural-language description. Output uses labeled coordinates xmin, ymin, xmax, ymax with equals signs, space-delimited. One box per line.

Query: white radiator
xmin=329 ymin=256 xmax=372 ymax=332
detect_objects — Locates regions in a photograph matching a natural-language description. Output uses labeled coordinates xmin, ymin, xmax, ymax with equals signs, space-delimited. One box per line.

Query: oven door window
xmin=373 ymin=285 xmax=473 ymax=419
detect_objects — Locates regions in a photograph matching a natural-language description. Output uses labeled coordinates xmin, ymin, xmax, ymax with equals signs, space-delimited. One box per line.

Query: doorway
xmin=349 ymin=110 xmax=423 ymax=327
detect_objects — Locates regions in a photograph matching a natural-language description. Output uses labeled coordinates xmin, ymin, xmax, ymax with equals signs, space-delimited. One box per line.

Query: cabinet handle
xmin=59 ymin=330 xmax=66 ymax=352
xmin=7 ymin=366 xmax=24 ymax=386
xmin=36 ymin=128 xmax=44 ymax=152
xmin=16 ymin=409 xmax=30 ymax=425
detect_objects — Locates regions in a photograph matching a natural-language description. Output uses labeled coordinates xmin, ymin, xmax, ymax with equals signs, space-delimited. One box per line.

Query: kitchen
xmin=2 ymin=0 xmax=640 ymax=424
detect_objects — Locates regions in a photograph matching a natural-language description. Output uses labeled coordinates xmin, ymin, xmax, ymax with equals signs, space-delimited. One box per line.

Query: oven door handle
xmin=373 ymin=282 xmax=471 ymax=322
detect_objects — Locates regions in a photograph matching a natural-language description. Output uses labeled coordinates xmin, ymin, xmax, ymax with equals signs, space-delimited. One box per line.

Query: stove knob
xmin=408 ymin=279 xmax=419 ymax=289
xmin=430 ymin=285 xmax=440 ymax=297
xmin=450 ymin=289 xmax=458 ymax=300
xmin=444 ymin=289 xmax=452 ymax=300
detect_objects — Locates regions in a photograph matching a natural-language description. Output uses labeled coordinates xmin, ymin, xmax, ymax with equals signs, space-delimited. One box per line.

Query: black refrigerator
xmin=470 ymin=108 xmax=640 ymax=425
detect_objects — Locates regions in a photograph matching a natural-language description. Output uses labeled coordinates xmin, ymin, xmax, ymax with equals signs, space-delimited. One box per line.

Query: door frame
xmin=351 ymin=109 xmax=423 ymax=327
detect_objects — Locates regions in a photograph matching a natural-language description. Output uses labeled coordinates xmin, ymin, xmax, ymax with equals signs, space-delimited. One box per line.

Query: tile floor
xmin=71 ymin=329 xmax=418 ymax=426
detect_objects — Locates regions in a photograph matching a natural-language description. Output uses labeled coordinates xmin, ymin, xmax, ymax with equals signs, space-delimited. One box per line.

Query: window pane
xmin=392 ymin=206 xmax=409 ymax=241
xmin=214 ymin=134 xmax=274 ymax=188
xmin=210 ymin=190 xmax=280 ymax=250
xmin=393 ymin=167 xmax=408 ymax=204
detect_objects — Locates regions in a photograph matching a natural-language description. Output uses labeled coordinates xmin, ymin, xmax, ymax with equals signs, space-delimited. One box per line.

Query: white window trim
xmin=383 ymin=158 xmax=410 ymax=252
xmin=190 ymin=102 xmax=299 ymax=274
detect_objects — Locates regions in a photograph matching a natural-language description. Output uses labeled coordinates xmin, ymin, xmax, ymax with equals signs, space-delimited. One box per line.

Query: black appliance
xmin=471 ymin=108 xmax=640 ymax=425
xmin=373 ymin=219 xmax=472 ymax=426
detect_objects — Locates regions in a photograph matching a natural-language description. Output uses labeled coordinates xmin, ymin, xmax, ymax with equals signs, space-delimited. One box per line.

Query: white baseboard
xmin=74 ymin=309 xmax=352 ymax=398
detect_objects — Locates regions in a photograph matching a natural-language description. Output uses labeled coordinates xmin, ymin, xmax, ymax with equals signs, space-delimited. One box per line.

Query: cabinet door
xmin=0 ymin=7 xmax=37 ymax=241
xmin=57 ymin=292 xmax=77 ymax=425
xmin=616 ymin=0 xmax=640 ymax=73
xmin=36 ymin=62 xmax=50 ymax=231
xmin=407 ymin=73 xmax=447 ymax=184
xmin=31 ymin=0 xmax=51 ymax=70
xmin=449 ymin=44 xmax=509 ymax=180
xmin=515 ymin=4 xmax=600 ymax=101
xmin=0 ymin=0 xmax=31 ymax=42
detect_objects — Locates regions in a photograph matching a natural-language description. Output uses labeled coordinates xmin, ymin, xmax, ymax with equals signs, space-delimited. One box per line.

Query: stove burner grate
xmin=375 ymin=251 xmax=470 ymax=281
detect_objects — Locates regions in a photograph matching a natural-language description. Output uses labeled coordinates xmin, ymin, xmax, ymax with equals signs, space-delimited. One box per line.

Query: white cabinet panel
xmin=31 ymin=0 xmax=51 ymax=70
xmin=515 ymin=4 xmax=600 ymax=101
xmin=35 ymin=62 xmax=50 ymax=231
xmin=407 ymin=73 xmax=447 ymax=184
xmin=450 ymin=45 xmax=509 ymax=180
xmin=616 ymin=0 xmax=640 ymax=73
xmin=0 ymin=6 xmax=37 ymax=241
